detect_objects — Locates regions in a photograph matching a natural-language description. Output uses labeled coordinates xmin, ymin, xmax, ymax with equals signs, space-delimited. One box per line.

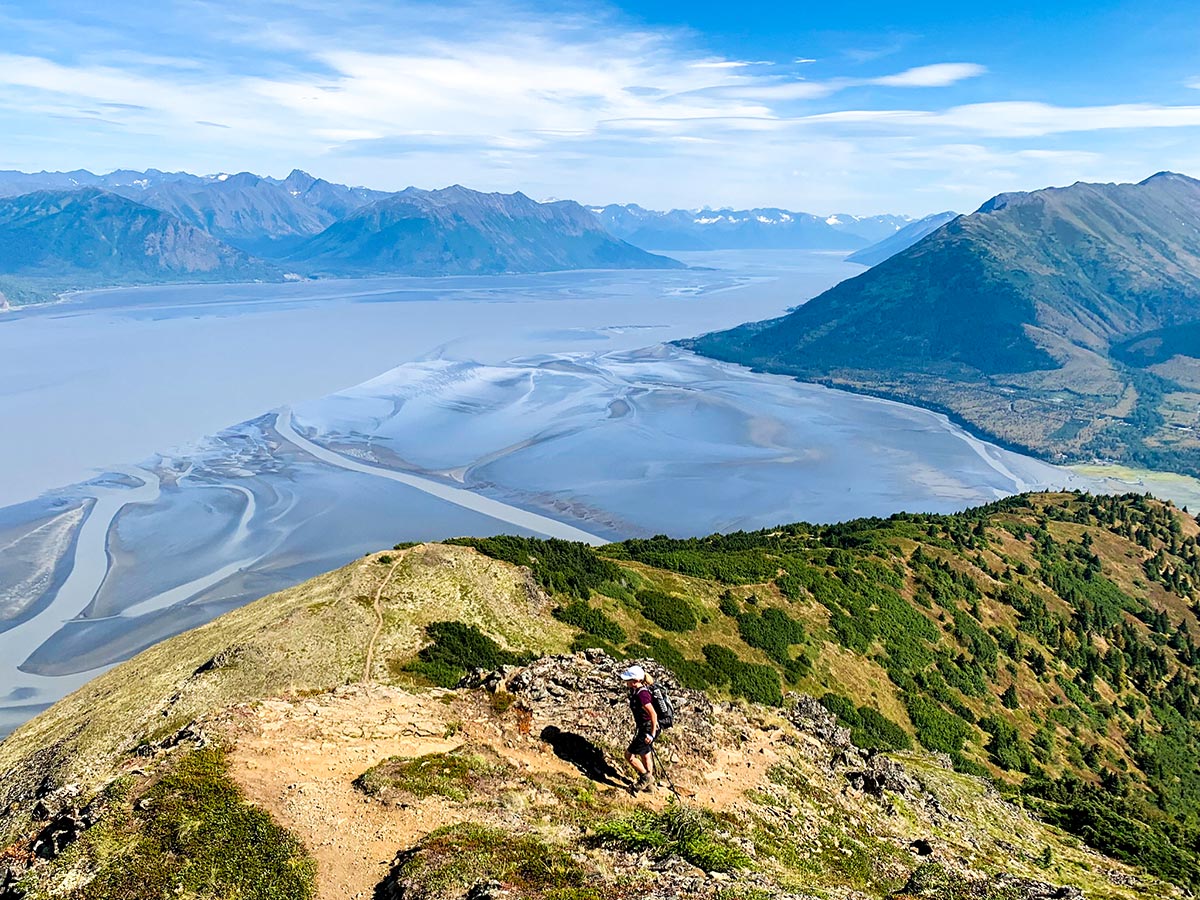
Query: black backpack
xmin=648 ymin=683 xmax=675 ymax=729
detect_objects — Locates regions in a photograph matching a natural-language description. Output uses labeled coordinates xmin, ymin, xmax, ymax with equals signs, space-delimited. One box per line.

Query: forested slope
xmin=458 ymin=492 xmax=1200 ymax=890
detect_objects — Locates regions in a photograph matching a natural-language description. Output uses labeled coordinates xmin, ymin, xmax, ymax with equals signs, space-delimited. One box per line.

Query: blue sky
xmin=1 ymin=0 xmax=1198 ymax=214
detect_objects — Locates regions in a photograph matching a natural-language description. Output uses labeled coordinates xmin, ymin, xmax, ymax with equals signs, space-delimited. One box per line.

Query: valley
xmin=0 ymin=251 xmax=1112 ymax=738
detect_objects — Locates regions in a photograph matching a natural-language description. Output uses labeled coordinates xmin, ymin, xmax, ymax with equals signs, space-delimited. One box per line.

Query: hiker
xmin=620 ymin=664 xmax=659 ymax=792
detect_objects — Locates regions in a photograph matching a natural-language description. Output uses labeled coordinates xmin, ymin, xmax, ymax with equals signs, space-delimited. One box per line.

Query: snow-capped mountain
xmin=591 ymin=203 xmax=913 ymax=251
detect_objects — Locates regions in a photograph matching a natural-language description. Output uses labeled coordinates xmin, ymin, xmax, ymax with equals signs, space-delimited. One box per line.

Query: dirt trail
xmin=220 ymin=679 xmax=781 ymax=900
xmin=221 ymin=686 xmax=592 ymax=900
xmin=224 ymin=687 xmax=459 ymax=900
xmin=362 ymin=558 xmax=403 ymax=683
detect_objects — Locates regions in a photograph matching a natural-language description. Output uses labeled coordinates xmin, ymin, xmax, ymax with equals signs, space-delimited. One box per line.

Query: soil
xmin=219 ymin=680 xmax=779 ymax=900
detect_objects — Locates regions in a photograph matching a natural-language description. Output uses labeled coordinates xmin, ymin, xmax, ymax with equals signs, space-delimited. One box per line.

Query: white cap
xmin=619 ymin=665 xmax=646 ymax=681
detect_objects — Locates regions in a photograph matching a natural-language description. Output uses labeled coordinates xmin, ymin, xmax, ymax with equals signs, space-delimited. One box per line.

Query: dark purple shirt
xmin=629 ymin=686 xmax=654 ymax=730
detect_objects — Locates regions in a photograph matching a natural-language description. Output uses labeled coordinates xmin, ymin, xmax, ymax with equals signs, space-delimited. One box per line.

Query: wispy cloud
xmin=0 ymin=1 xmax=1195 ymax=213
xmin=871 ymin=63 xmax=986 ymax=88
xmin=802 ymin=101 xmax=1200 ymax=138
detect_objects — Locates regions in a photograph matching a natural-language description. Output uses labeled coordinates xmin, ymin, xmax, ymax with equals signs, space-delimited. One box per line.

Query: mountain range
xmin=106 ymin=169 xmax=389 ymax=256
xmin=0 ymin=169 xmax=680 ymax=301
xmin=685 ymin=172 xmax=1200 ymax=476
xmin=845 ymin=210 xmax=959 ymax=266
xmin=0 ymin=189 xmax=269 ymax=284
xmin=288 ymin=185 xmax=679 ymax=275
xmin=3 ymin=492 xmax=1200 ymax=898
xmin=591 ymin=202 xmax=912 ymax=250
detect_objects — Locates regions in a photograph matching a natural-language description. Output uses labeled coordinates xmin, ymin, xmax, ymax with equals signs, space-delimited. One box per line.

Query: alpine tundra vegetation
xmin=4 ymin=493 xmax=1200 ymax=899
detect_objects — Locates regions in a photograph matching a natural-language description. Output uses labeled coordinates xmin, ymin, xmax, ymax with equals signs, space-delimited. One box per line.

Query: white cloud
xmin=872 ymin=63 xmax=987 ymax=88
xmin=689 ymin=59 xmax=773 ymax=69
xmin=800 ymin=101 xmax=1200 ymax=138
xmin=1187 ymin=77 xmax=1200 ymax=90
xmin=0 ymin=2 xmax=1195 ymax=213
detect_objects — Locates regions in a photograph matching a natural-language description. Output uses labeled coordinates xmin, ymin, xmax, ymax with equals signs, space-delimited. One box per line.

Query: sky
xmin=1 ymin=0 xmax=1199 ymax=214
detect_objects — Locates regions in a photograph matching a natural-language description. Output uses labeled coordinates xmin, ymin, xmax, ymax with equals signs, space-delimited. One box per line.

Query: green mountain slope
xmin=0 ymin=189 xmax=274 ymax=289
xmin=5 ymin=494 xmax=1200 ymax=898
xmin=288 ymin=185 xmax=683 ymax=275
xmin=684 ymin=173 xmax=1200 ymax=474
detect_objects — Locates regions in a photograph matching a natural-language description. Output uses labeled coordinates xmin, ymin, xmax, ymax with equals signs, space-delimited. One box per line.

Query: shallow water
xmin=0 ymin=255 xmax=853 ymax=508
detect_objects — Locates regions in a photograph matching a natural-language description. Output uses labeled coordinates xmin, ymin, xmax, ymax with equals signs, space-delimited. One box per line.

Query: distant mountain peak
xmin=1139 ymin=170 xmax=1197 ymax=186
xmin=287 ymin=182 xmax=681 ymax=275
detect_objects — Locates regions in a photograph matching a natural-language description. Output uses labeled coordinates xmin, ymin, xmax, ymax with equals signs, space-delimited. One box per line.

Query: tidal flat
xmin=0 ymin=251 xmax=1108 ymax=735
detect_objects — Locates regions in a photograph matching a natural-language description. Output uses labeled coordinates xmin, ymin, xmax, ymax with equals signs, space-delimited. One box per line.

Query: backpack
xmin=648 ymin=683 xmax=675 ymax=729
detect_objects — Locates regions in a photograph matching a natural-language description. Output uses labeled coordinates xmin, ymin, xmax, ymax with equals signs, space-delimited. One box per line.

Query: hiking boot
xmin=635 ymin=773 xmax=655 ymax=793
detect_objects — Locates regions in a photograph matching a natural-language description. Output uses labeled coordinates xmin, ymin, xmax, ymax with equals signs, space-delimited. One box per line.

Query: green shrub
xmin=406 ymin=621 xmax=532 ymax=687
xmin=394 ymin=823 xmax=594 ymax=897
xmin=820 ymin=694 xmax=911 ymax=751
xmin=637 ymin=589 xmax=698 ymax=632
xmin=904 ymin=694 xmax=972 ymax=754
xmin=1001 ymin=684 xmax=1020 ymax=709
xmin=356 ymin=748 xmax=501 ymax=801
xmin=735 ymin=606 xmax=806 ymax=666
xmin=729 ymin=663 xmax=782 ymax=706
xmin=980 ymin=716 xmax=1034 ymax=773
xmin=449 ymin=535 xmax=623 ymax=599
xmin=819 ymin=693 xmax=860 ymax=725
xmin=591 ymin=802 xmax=750 ymax=872
xmin=702 ymin=644 xmax=742 ymax=678
xmin=948 ymin=751 xmax=990 ymax=777
xmin=701 ymin=644 xmax=781 ymax=705
xmin=718 ymin=593 xmax=741 ymax=617
xmin=855 ymin=707 xmax=912 ymax=751
xmin=63 ymin=747 xmax=315 ymax=900
xmin=625 ymin=633 xmax=720 ymax=690
xmin=552 ymin=601 xmax=626 ymax=643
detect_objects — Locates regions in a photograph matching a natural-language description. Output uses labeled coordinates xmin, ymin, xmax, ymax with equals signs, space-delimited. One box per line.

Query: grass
xmin=590 ymin=801 xmax=750 ymax=873
xmin=389 ymin=822 xmax=599 ymax=900
xmin=355 ymin=746 xmax=506 ymax=802
xmin=51 ymin=746 xmax=315 ymax=900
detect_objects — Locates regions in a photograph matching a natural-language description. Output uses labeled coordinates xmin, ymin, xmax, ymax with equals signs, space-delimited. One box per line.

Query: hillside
xmin=109 ymin=170 xmax=391 ymax=256
xmin=4 ymin=494 xmax=1200 ymax=898
xmin=846 ymin=212 xmax=959 ymax=266
xmin=685 ymin=173 xmax=1200 ymax=476
xmin=289 ymin=186 xmax=682 ymax=275
xmin=592 ymin=203 xmax=910 ymax=251
xmin=0 ymin=189 xmax=274 ymax=291
xmin=111 ymin=173 xmax=335 ymax=256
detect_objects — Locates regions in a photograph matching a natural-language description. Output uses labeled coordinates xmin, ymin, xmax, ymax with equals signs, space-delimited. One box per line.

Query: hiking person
xmin=620 ymin=664 xmax=659 ymax=792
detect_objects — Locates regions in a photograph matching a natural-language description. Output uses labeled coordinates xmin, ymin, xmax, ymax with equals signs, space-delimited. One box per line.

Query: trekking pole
xmin=650 ymin=741 xmax=680 ymax=799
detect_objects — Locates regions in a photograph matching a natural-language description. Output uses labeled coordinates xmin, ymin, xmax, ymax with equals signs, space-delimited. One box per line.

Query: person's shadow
xmin=539 ymin=725 xmax=628 ymax=787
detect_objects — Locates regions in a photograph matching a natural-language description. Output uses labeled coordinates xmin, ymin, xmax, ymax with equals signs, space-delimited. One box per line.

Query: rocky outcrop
xmin=462 ymin=649 xmax=717 ymax=767
xmin=900 ymin=861 xmax=1086 ymax=899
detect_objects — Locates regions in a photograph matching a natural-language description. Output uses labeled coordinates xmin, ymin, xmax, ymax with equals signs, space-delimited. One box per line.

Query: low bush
xmin=904 ymin=694 xmax=973 ymax=754
xmin=553 ymin=601 xmax=626 ymax=644
xmin=729 ymin=662 xmax=783 ymax=706
xmin=637 ymin=589 xmax=698 ymax=632
xmin=355 ymin=748 xmax=502 ymax=801
xmin=819 ymin=694 xmax=911 ymax=751
xmin=979 ymin=716 xmax=1035 ymax=773
xmin=591 ymin=802 xmax=749 ymax=872
xmin=394 ymin=823 xmax=595 ymax=898
xmin=62 ymin=747 xmax=315 ymax=900
xmin=735 ymin=606 xmax=807 ymax=666
xmin=701 ymin=644 xmax=782 ymax=705
xmin=407 ymin=621 xmax=532 ymax=687
xmin=449 ymin=535 xmax=623 ymax=599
